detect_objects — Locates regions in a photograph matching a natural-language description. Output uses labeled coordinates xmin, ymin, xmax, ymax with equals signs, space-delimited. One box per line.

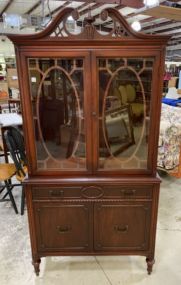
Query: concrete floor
xmin=0 ymin=173 xmax=181 ymax=285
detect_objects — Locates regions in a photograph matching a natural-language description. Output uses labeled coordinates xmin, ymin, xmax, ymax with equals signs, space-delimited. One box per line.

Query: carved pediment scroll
xmin=7 ymin=7 xmax=171 ymax=44
xmin=48 ymin=7 xmax=136 ymax=40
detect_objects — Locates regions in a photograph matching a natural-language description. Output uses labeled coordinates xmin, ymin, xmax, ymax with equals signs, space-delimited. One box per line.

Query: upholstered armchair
xmin=118 ymin=84 xmax=144 ymax=121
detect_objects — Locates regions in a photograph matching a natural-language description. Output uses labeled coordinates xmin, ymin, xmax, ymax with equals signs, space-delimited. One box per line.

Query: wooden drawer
xmin=34 ymin=202 xmax=92 ymax=251
xmin=32 ymin=186 xmax=82 ymax=200
xmin=32 ymin=185 xmax=152 ymax=200
xmin=103 ymin=185 xmax=152 ymax=199
xmin=94 ymin=202 xmax=151 ymax=251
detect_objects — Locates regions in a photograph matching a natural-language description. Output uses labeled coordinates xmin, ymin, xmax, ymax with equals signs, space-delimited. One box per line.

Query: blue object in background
xmin=162 ymin=98 xmax=181 ymax=107
xmin=179 ymin=70 xmax=181 ymax=90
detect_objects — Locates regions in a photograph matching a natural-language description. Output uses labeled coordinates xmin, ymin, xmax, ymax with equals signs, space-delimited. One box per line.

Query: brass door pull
xmin=114 ymin=225 xmax=128 ymax=233
xmin=57 ymin=225 xmax=71 ymax=233
xmin=121 ymin=189 xmax=136 ymax=196
xmin=49 ymin=190 xmax=64 ymax=197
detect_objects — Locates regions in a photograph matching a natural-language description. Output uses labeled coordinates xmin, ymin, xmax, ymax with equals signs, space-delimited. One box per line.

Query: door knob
xmin=92 ymin=111 xmax=97 ymax=116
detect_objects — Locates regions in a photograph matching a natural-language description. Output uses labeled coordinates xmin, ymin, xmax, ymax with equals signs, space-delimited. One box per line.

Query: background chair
xmin=4 ymin=126 xmax=27 ymax=215
xmin=0 ymin=162 xmax=19 ymax=214
xmin=118 ymin=84 xmax=144 ymax=122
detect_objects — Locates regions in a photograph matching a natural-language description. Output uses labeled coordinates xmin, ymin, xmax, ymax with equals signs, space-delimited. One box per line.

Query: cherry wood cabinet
xmin=34 ymin=202 xmax=92 ymax=252
xmin=94 ymin=201 xmax=152 ymax=251
xmin=8 ymin=7 xmax=170 ymax=275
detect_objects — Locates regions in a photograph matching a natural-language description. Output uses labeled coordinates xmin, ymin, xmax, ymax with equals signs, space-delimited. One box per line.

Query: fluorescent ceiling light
xmin=3 ymin=13 xmax=22 ymax=28
xmin=131 ymin=21 xmax=141 ymax=32
xmin=143 ymin=0 xmax=159 ymax=7
xmin=67 ymin=15 xmax=74 ymax=22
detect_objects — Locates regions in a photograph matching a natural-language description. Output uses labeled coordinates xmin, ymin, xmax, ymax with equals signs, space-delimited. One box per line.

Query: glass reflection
xmin=28 ymin=58 xmax=85 ymax=170
xmin=105 ymin=105 xmax=135 ymax=155
xmin=99 ymin=57 xmax=154 ymax=170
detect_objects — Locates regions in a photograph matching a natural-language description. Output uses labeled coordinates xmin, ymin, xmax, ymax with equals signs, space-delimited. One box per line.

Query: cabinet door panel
xmin=94 ymin=202 xmax=151 ymax=251
xmin=34 ymin=202 xmax=92 ymax=251
xmin=93 ymin=54 xmax=157 ymax=173
xmin=27 ymin=55 xmax=91 ymax=173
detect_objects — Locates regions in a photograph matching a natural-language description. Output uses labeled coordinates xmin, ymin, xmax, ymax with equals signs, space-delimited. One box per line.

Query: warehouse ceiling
xmin=0 ymin=0 xmax=181 ymax=60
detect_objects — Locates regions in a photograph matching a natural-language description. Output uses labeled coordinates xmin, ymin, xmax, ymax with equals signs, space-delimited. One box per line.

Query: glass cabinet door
xmin=27 ymin=53 xmax=156 ymax=173
xmin=28 ymin=57 xmax=87 ymax=171
xmin=97 ymin=56 xmax=154 ymax=171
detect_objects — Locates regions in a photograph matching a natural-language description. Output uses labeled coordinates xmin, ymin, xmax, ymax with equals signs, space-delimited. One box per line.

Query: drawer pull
xmin=49 ymin=190 xmax=64 ymax=197
xmin=57 ymin=225 xmax=71 ymax=233
xmin=114 ymin=225 xmax=128 ymax=233
xmin=121 ymin=189 xmax=136 ymax=196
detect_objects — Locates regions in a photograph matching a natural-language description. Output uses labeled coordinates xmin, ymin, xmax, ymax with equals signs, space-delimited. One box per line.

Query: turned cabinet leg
xmin=32 ymin=258 xmax=41 ymax=276
xmin=146 ymin=257 xmax=155 ymax=275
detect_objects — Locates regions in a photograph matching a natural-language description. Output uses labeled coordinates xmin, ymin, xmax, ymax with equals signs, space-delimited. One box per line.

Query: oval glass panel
xmin=28 ymin=58 xmax=86 ymax=171
xmin=100 ymin=65 xmax=147 ymax=169
xmin=37 ymin=67 xmax=80 ymax=161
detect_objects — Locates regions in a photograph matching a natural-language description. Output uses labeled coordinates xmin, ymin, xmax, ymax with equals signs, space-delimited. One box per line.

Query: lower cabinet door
xmin=94 ymin=202 xmax=151 ymax=251
xmin=34 ymin=202 xmax=92 ymax=252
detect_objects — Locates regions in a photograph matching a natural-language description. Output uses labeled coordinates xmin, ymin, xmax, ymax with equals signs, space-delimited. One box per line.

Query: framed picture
xmin=104 ymin=105 xmax=135 ymax=156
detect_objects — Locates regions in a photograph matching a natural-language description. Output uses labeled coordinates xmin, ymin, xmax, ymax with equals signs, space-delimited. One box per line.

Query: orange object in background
xmin=0 ymin=90 xmax=8 ymax=98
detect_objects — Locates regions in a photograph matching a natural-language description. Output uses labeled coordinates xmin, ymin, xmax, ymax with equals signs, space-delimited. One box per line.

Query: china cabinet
xmin=7 ymin=7 xmax=170 ymax=275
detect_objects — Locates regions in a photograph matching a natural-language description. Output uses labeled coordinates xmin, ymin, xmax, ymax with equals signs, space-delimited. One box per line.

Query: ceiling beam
xmin=100 ymin=4 xmax=136 ymax=27
xmin=45 ymin=2 xmax=90 ymax=18
xmin=79 ymin=3 xmax=104 ymax=17
xmin=167 ymin=44 xmax=181 ymax=50
xmin=93 ymin=4 xmax=125 ymax=22
xmin=168 ymin=39 xmax=181 ymax=46
xmin=142 ymin=20 xmax=174 ymax=30
xmin=161 ymin=28 xmax=181 ymax=35
xmin=143 ymin=21 xmax=181 ymax=33
xmin=142 ymin=5 xmax=181 ymax=21
xmin=138 ymin=16 xmax=156 ymax=25
xmin=172 ymin=32 xmax=181 ymax=39
xmin=121 ymin=0 xmax=144 ymax=9
xmin=77 ymin=2 xmax=90 ymax=11
xmin=26 ymin=0 xmax=42 ymax=15
xmin=45 ymin=1 xmax=70 ymax=17
xmin=57 ymin=0 xmax=119 ymax=3
xmin=141 ymin=18 xmax=168 ymax=28
xmin=65 ymin=0 xmax=144 ymax=7
xmin=0 ymin=0 xmax=14 ymax=17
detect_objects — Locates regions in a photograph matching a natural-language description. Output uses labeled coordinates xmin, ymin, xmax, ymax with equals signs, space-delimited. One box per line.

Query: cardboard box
xmin=0 ymin=82 xmax=8 ymax=94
